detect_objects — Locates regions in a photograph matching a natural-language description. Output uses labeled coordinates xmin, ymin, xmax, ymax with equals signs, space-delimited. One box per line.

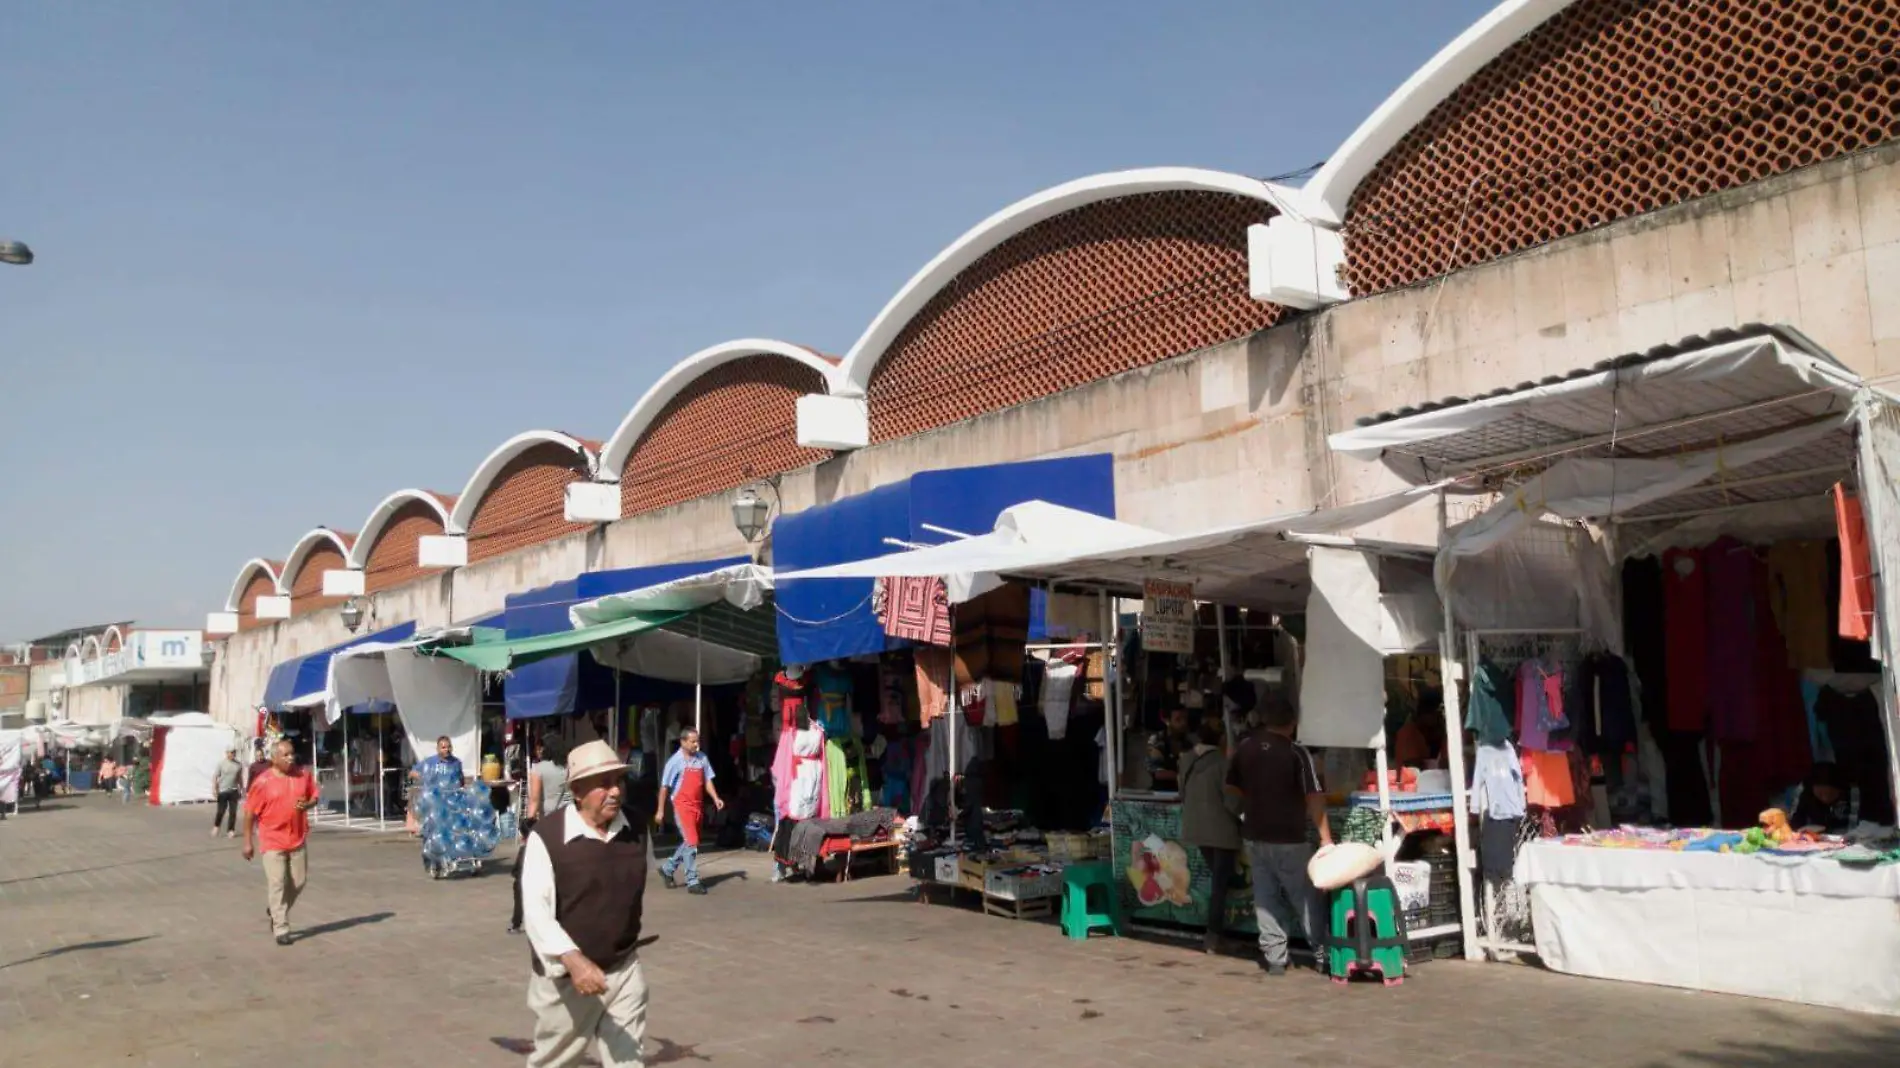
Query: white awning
xmin=775 ymin=486 xmax=1440 ymax=612
xmin=569 ymin=563 xmax=774 ymax=627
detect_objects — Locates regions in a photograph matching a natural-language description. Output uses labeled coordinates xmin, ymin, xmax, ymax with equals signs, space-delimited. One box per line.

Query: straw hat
xmin=565 ymin=740 xmax=628 ymax=785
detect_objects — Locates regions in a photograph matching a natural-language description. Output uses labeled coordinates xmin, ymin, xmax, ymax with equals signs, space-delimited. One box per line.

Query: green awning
xmin=423 ymin=610 xmax=687 ymax=673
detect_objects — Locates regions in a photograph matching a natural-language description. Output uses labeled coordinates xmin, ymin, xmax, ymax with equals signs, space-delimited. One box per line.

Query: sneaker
xmin=687 ymin=883 xmax=708 ymax=896
xmin=211 ymin=826 xmax=220 ymax=837
xmin=1265 ymin=962 xmax=1288 ymax=977
xmin=505 ymin=925 xmax=522 ymax=936
xmin=660 ymin=869 xmax=677 ymax=890
xmin=275 ymin=934 xmax=292 ymax=947
xmin=226 ymin=831 xmax=236 ymax=839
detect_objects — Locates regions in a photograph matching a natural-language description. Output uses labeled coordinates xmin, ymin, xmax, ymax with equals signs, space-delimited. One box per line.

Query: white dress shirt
xmin=520 ymin=806 xmax=633 ymax=978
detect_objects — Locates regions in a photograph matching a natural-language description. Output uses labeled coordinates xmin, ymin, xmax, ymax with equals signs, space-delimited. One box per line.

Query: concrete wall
xmin=210 ymin=143 xmax=1900 ymax=734
xmin=65 ymin=682 xmax=128 ymax=726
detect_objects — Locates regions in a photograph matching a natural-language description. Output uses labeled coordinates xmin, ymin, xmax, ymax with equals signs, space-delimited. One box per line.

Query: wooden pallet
xmin=982 ymin=893 xmax=1055 ymax=921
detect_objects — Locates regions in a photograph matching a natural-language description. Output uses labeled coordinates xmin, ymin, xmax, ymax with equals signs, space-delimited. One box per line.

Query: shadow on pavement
xmin=1633 ymin=1016 xmax=1900 ymax=1068
xmin=697 ymin=871 xmax=748 ymax=890
xmin=295 ymin=911 xmax=394 ymax=941
xmin=0 ymin=847 xmax=230 ymax=886
xmin=0 ymin=935 xmax=157 ymax=971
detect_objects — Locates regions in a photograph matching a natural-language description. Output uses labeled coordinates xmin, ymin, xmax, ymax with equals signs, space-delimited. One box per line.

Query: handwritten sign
xmin=1141 ymin=579 xmax=1195 ymax=655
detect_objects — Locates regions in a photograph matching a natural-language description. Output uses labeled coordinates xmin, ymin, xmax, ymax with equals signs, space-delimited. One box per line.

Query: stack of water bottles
xmin=416 ymin=760 xmax=500 ymax=874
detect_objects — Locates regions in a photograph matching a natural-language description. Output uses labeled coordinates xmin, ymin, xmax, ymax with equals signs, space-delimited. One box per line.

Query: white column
xmin=1436 ymin=488 xmax=1481 ymax=961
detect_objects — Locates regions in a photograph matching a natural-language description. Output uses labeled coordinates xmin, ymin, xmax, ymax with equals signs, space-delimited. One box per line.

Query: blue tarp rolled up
xmin=772 ymin=454 xmax=1115 ymax=665
xmin=261 ymin=622 xmax=419 ymax=712
xmin=503 ymin=557 xmax=750 ymax=720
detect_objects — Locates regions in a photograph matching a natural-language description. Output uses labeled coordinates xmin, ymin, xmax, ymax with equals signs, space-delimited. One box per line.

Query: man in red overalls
xmin=656 ymin=729 xmax=724 ymax=896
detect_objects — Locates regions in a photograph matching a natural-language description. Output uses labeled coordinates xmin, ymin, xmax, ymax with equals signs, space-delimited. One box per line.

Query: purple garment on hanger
xmin=1704 ymin=537 xmax=1763 ymax=743
xmin=1515 ymin=657 xmax=1570 ymax=752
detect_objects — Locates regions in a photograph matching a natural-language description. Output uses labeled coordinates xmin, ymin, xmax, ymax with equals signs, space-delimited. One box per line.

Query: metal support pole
xmin=1436 ymin=488 xmax=1482 ymax=961
xmin=1101 ymin=590 xmax=1118 ymax=802
xmin=693 ymin=616 xmax=704 ymax=736
xmin=1216 ymin=605 xmax=1233 ymax=749
xmin=377 ymin=718 xmax=386 ymax=830
xmin=342 ymin=708 xmax=353 ymax=828
xmin=946 ymin=611 xmax=961 ymax=847
xmin=611 ymin=670 xmax=622 ymax=751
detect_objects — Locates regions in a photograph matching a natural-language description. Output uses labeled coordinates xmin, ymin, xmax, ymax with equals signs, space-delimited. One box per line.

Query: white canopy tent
xmin=1327 ymin=324 xmax=1900 ymax=1012
xmin=149 ymin=712 xmax=241 ymax=806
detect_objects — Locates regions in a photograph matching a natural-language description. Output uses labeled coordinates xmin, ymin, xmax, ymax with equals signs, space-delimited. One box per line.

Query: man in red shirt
xmin=243 ymin=739 xmax=320 ymax=946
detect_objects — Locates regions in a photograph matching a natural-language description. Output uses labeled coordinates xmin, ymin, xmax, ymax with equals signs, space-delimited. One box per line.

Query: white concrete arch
xmin=448 ymin=431 xmax=598 ymax=532
xmin=279 ymin=528 xmax=354 ymax=593
xmin=80 ymin=635 xmax=103 ymax=662
xmin=597 ymin=339 xmax=841 ymax=481
xmin=101 ymin=625 xmax=125 ymax=653
xmin=833 ymin=167 xmax=1296 ymax=396
xmin=63 ymin=641 xmax=83 ymax=663
xmin=1300 ymin=0 xmax=1578 ymax=226
xmin=223 ymin=558 xmax=281 ymax=614
xmin=347 ymin=489 xmax=456 ymax=568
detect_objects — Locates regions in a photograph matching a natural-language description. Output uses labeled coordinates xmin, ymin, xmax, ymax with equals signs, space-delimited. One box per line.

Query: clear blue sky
xmin=0 ymin=0 xmax=1497 ymax=640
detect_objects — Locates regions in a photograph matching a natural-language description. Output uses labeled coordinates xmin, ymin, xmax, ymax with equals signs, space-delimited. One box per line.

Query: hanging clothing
xmin=1657 ymin=730 xmax=1713 ymax=827
xmin=813 ymin=664 xmax=854 ymax=739
xmin=1834 ymin=485 xmax=1875 ymax=641
xmin=1514 ymin=657 xmax=1569 ymax=753
xmin=1469 ymin=741 xmax=1527 ymax=820
xmin=1704 ymin=537 xmax=1765 ymax=744
xmin=875 ymin=660 xmax=907 ymax=727
xmin=1765 ymin=540 xmax=1832 ymax=669
xmin=952 ymin=583 xmax=1031 ymax=687
xmin=772 ymin=724 xmax=829 ymax=822
xmin=882 ymin=576 xmax=953 ymax=646
xmin=1622 ymin=556 xmax=1669 ymax=733
xmin=1039 ymin=661 xmax=1079 ymax=740
xmin=1662 ymin=547 xmax=1710 ymax=732
xmin=1815 ymin=685 xmax=1895 ymax=826
xmin=913 ymin=646 xmax=954 ymax=725
xmin=1521 ymin=749 xmax=1576 ymax=808
xmin=775 ymin=670 xmax=811 ymax=732
xmin=1464 ymin=660 xmax=1514 ymax=747
xmin=991 ymin=681 xmax=1020 ymax=727
xmin=1574 ymin=653 xmax=1637 ymax=757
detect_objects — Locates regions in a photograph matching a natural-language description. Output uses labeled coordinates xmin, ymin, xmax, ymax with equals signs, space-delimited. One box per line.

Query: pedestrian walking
xmin=242 ymin=739 xmax=319 ymax=946
xmin=655 ymin=729 xmax=723 ymax=895
xmin=509 ymin=737 xmax=571 ymax=934
xmin=519 ymin=740 xmax=650 ymax=1067
xmin=212 ymin=746 xmax=243 ymax=838
xmin=1225 ymin=696 xmax=1332 ymax=976
xmin=1178 ymin=720 xmax=1243 ymax=956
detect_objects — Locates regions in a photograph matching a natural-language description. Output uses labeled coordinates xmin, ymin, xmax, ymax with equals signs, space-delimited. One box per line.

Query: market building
xmin=198 ymin=0 xmax=1900 ymax=1017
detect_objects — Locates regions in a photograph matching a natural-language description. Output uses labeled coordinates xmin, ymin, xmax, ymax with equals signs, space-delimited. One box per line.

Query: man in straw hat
xmin=518 ymin=739 xmax=650 ymax=1066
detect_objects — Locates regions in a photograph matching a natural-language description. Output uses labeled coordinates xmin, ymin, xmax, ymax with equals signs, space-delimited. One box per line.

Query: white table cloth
xmin=1516 ymin=841 xmax=1900 ymax=1016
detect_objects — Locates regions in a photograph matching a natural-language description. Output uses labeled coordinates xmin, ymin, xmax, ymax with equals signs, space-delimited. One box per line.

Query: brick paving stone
xmin=1 ymin=795 xmax=1897 ymax=1067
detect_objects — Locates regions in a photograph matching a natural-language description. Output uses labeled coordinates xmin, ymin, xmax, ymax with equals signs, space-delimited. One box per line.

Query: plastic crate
xmin=984 ymin=867 xmax=1064 ymax=901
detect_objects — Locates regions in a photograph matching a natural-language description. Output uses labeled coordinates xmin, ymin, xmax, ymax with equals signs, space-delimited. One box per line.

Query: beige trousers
xmin=526 ymin=955 xmax=648 ymax=1068
xmin=261 ymin=847 xmax=308 ymax=937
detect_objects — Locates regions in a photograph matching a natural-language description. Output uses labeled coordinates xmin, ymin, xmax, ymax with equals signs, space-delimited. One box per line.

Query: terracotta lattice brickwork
xmin=361 ymin=500 xmax=449 ymax=594
xmin=620 ymin=356 xmax=831 ymax=516
xmin=1343 ymin=0 xmax=1900 ymax=295
xmin=465 ymin=443 xmax=592 ymax=565
xmin=237 ymin=570 xmax=278 ymax=631
xmin=865 ymin=191 xmax=1283 ymax=443
xmin=287 ymin=542 xmax=349 ymax=616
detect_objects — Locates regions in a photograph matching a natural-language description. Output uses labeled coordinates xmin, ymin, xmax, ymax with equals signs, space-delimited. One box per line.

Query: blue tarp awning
xmin=772 ymin=454 xmax=1115 ymax=664
xmin=261 ymin=622 xmax=419 ymax=713
xmin=503 ymin=557 xmax=751 ymax=720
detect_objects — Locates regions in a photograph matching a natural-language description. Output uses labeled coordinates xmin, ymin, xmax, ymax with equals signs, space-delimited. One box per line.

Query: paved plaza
xmin=1 ymin=795 xmax=1895 ymax=1068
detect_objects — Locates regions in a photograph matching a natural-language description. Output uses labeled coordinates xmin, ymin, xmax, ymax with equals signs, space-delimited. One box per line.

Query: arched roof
xmin=348 ymin=489 xmax=456 ymax=568
xmin=102 ymin=626 xmax=125 ymax=653
xmin=223 ymin=558 xmax=282 ymax=613
xmin=448 ymin=431 xmax=598 ymax=532
xmin=834 ymin=167 xmax=1298 ymax=395
xmin=1299 ymin=0 xmax=1577 ymax=226
xmin=597 ymin=340 xmax=840 ymax=479
xmin=79 ymin=635 xmax=102 ymax=661
xmin=280 ymin=528 xmax=355 ymax=592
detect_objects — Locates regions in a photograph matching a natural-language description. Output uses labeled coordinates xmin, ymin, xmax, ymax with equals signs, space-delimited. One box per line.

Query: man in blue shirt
xmin=412 ymin=736 xmax=465 ymax=784
xmin=655 ymin=730 xmax=724 ymax=895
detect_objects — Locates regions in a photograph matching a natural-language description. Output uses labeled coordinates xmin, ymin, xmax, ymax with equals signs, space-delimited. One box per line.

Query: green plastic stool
xmin=1060 ymin=861 xmax=1122 ymax=940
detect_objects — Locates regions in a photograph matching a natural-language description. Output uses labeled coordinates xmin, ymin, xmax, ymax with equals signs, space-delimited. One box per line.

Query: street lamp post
xmin=0 ymin=240 xmax=34 ymax=266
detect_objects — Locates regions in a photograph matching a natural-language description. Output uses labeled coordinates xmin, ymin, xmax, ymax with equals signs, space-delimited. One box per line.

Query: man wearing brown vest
xmin=518 ymin=740 xmax=650 ymax=1066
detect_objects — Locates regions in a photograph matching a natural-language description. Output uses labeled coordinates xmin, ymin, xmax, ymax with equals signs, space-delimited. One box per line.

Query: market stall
xmin=777 ymin=486 xmax=1453 ymax=939
xmin=1328 ymin=325 xmax=1900 ymax=1015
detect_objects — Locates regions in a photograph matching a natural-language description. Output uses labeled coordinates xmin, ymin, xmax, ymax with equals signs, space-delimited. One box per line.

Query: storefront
xmin=1328 ymin=326 xmax=1900 ymax=1016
